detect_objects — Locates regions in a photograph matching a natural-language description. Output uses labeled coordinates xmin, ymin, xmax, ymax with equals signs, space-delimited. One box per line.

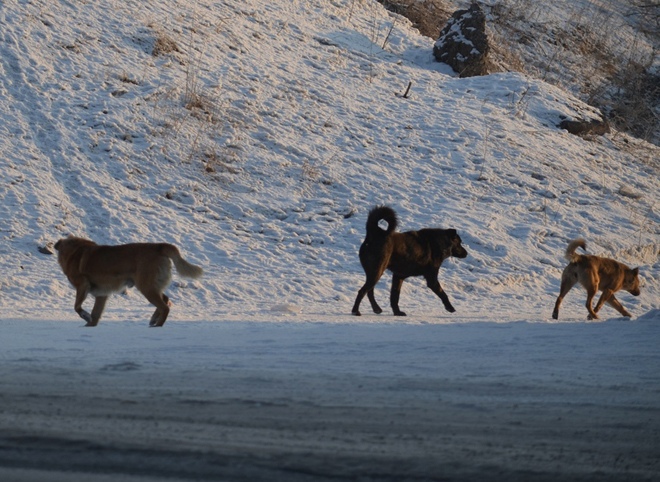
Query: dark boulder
xmin=559 ymin=117 xmax=610 ymax=137
xmin=433 ymin=3 xmax=490 ymax=77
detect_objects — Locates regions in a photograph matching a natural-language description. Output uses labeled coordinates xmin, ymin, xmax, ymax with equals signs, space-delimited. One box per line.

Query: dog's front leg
xmin=88 ymin=296 xmax=108 ymax=327
xmin=390 ymin=276 xmax=406 ymax=316
xmin=593 ymin=289 xmax=613 ymax=316
xmin=366 ymin=289 xmax=383 ymax=314
xmin=74 ymin=286 xmax=93 ymax=325
xmin=425 ymin=275 xmax=456 ymax=313
xmin=585 ymin=289 xmax=600 ymax=320
xmin=605 ymin=295 xmax=632 ymax=318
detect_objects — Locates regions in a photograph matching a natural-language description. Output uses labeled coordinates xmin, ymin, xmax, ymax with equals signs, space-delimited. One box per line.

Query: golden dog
xmin=552 ymin=239 xmax=640 ymax=320
xmin=55 ymin=236 xmax=203 ymax=327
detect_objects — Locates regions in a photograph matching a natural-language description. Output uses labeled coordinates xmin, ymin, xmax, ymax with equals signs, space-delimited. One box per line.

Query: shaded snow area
xmin=0 ymin=0 xmax=658 ymax=481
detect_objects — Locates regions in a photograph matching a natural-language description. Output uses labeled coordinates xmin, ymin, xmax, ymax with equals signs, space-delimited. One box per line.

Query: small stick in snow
xmin=401 ymin=81 xmax=412 ymax=99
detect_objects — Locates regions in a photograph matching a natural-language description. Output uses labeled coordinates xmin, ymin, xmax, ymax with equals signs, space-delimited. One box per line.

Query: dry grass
xmin=378 ymin=0 xmax=658 ymax=144
xmin=202 ymin=148 xmax=241 ymax=175
xmin=376 ymin=0 xmax=452 ymax=39
xmin=152 ymin=31 xmax=180 ymax=57
xmin=485 ymin=0 xmax=659 ymax=144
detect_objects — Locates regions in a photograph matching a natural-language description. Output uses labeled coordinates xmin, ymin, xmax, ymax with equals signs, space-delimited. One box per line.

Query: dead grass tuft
xmin=377 ymin=0 xmax=452 ymax=39
xmin=152 ymin=31 xmax=180 ymax=57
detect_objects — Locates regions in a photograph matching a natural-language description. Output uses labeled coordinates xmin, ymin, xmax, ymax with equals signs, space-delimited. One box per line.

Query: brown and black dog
xmin=352 ymin=206 xmax=468 ymax=316
xmin=552 ymin=238 xmax=640 ymax=320
xmin=55 ymin=236 xmax=203 ymax=327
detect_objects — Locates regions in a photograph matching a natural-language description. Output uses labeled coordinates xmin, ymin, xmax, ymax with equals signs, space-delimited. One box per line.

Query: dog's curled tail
xmin=366 ymin=205 xmax=398 ymax=239
xmin=564 ymin=238 xmax=586 ymax=263
xmin=161 ymin=244 xmax=204 ymax=279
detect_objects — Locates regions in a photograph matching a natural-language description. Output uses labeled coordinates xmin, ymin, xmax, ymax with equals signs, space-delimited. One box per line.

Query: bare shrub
xmin=202 ymin=148 xmax=240 ymax=175
xmin=375 ymin=0 xmax=658 ymax=144
xmin=152 ymin=31 xmax=180 ymax=57
xmin=486 ymin=0 xmax=659 ymax=144
xmin=119 ymin=72 xmax=139 ymax=85
xmin=181 ymin=74 xmax=222 ymax=124
xmin=608 ymin=66 xmax=659 ymax=142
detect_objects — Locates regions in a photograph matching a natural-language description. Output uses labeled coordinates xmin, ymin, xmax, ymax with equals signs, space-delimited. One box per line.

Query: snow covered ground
xmin=0 ymin=0 xmax=658 ymax=480
xmin=1 ymin=315 xmax=660 ymax=481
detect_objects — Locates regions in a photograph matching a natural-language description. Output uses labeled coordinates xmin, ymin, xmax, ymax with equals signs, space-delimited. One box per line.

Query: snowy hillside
xmin=1 ymin=1 xmax=659 ymax=480
xmin=0 ymin=0 xmax=658 ymax=321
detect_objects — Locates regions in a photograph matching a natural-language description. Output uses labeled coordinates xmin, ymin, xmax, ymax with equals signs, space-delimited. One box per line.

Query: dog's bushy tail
xmin=161 ymin=244 xmax=204 ymax=279
xmin=365 ymin=205 xmax=397 ymax=240
xmin=564 ymin=238 xmax=586 ymax=263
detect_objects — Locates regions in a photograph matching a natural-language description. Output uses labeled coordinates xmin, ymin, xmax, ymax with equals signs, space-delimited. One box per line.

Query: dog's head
xmin=448 ymin=229 xmax=468 ymax=259
xmin=625 ymin=267 xmax=641 ymax=296
xmin=54 ymin=234 xmax=80 ymax=252
xmin=54 ymin=235 xmax=79 ymax=255
xmin=53 ymin=236 xmax=97 ymax=264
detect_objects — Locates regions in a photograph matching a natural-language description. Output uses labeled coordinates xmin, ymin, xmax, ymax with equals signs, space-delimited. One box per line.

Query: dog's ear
xmin=447 ymin=228 xmax=457 ymax=237
xmin=54 ymin=240 xmax=62 ymax=251
xmin=632 ymin=267 xmax=639 ymax=276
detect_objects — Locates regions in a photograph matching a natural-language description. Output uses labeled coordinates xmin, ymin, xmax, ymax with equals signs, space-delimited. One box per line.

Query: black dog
xmin=351 ymin=206 xmax=468 ymax=316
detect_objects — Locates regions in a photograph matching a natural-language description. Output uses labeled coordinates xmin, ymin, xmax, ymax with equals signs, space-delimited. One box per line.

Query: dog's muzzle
xmin=455 ymin=248 xmax=468 ymax=259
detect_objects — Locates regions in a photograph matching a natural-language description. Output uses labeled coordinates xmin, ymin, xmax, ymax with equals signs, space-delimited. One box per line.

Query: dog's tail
xmin=564 ymin=238 xmax=586 ymax=263
xmin=161 ymin=244 xmax=204 ymax=279
xmin=365 ymin=205 xmax=397 ymax=240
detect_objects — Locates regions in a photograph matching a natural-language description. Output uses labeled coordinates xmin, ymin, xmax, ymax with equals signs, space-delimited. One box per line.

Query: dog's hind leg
xmin=604 ymin=294 xmax=632 ymax=318
xmin=390 ymin=275 xmax=407 ymax=316
xmin=424 ymin=273 xmax=456 ymax=313
xmin=352 ymin=273 xmax=383 ymax=316
xmin=351 ymin=289 xmax=366 ymax=316
xmin=146 ymin=295 xmax=167 ymax=327
xmin=552 ymin=269 xmax=577 ymax=320
xmin=87 ymin=296 xmax=108 ymax=327
xmin=352 ymin=282 xmax=376 ymax=316
xmin=144 ymin=292 xmax=170 ymax=327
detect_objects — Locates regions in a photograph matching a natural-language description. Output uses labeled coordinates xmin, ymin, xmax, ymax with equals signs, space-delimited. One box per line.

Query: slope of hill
xmin=1 ymin=1 xmax=659 ymax=480
xmin=380 ymin=0 xmax=660 ymax=144
xmin=1 ymin=0 xmax=657 ymax=321
xmin=485 ymin=0 xmax=660 ymax=145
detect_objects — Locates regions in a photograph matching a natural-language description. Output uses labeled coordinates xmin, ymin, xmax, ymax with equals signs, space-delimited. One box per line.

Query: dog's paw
xmin=352 ymin=310 xmax=361 ymax=316
xmin=445 ymin=305 xmax=456 ymax=313
xmin=552 ymin=311 xmax=559 ymax=320
xmin=393 ymin=311 xmax=407 ymax=316
xmin=373 ymin=307 xmax=383 ymax=314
